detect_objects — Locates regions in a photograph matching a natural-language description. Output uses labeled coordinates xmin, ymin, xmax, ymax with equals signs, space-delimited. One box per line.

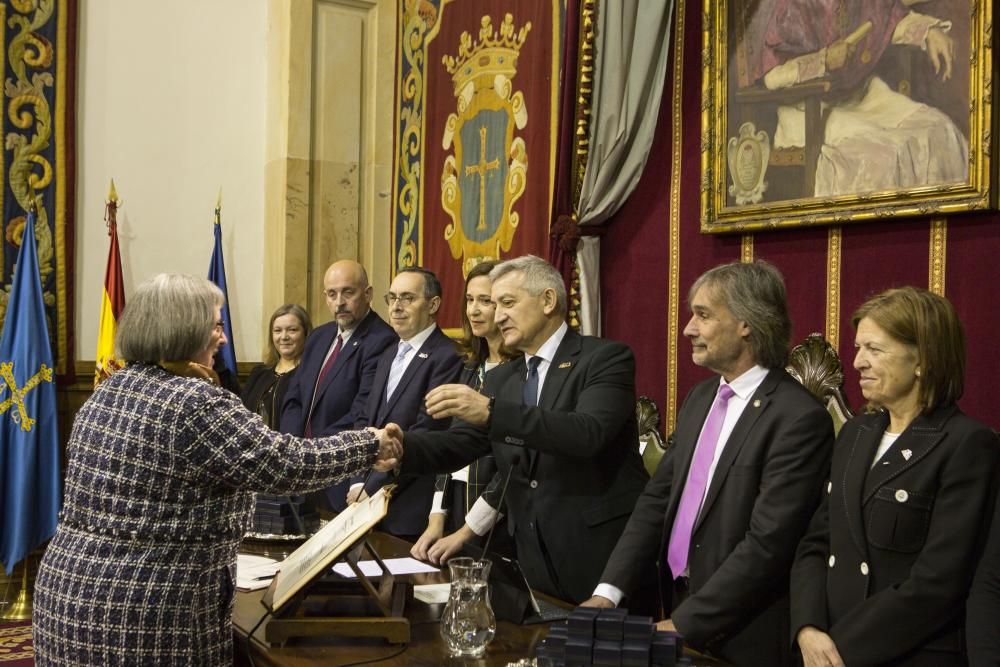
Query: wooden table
xmin=232 ymin=532 xmax=723 ymax=666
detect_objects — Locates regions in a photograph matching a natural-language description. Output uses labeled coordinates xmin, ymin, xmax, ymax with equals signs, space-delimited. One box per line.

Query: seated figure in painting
xmin=747 ymin=0 xmax=968 ymax=197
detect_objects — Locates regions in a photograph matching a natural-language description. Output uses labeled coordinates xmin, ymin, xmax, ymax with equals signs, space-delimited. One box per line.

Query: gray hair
xmin=117 ymin=273 xmax=224 ymax=363
xmin=690 ymin=260 xmax=791 ymax=369
xmin=490 ymin=255 xmax=567 ymax=315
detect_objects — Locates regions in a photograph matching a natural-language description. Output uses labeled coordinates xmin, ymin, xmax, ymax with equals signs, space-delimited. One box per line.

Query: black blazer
xmin=356 ymin=326 xmax=463 ymax=537
xmin=791 ymin=405 xmax=1000 ymax=666
xmin=599 ymin=368 xmax=833 ymax=666
xmin=968 ymin=487 xmax=1000 ymax=667
xmin=279 ymin=310 xmax=396 ymax=437
xmin=401 ymin=329 xmax=649 ymax=603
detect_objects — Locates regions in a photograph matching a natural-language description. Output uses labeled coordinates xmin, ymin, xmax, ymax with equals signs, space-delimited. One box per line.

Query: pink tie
xmin=305 ymin=334 xmax=342 ymax=437
xmin=666 ymin=383 xmax=736 ymax=579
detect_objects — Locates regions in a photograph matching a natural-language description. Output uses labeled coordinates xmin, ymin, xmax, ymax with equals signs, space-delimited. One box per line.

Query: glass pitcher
xmin=440 ymin=557 xmax=496 ymax=657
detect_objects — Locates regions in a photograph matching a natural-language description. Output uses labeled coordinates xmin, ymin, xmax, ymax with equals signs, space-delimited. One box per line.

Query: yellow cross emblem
xmin=0 ymin=361 xmax=53 ymax=432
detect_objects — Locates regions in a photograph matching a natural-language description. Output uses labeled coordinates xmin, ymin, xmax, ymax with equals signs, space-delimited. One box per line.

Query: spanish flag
xmin=94 ymin=181 xmax=125 ymax=387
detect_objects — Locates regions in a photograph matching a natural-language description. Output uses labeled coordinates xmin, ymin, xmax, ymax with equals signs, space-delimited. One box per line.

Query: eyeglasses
xmin=214 ymin=320 xmax=226 ymax=331
xmin=384 ymin=293 xmax=424 ymax=307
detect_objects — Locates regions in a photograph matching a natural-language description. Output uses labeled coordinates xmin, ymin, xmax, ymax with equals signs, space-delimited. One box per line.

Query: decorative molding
xmin=570 ymin=0 xmax=596 ymax=207
xmin=741 ymin=234 xmax=754 ymax=262
xmin=665 ymin=0 xmax=685 ymax=434
xmin=825 ymin=226 xmax=842 ymax=349
xmin=929 ymin=218 xmax=947 ymax=295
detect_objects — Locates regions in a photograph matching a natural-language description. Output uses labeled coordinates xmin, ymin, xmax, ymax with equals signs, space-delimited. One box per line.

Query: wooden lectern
xmin=258 ymin=486 xmax=410 ymax=645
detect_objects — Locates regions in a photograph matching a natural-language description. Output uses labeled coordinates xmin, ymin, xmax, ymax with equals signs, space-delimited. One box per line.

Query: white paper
xmin=331 ymin=557 xmax=440 ymax=579
xmin=236 ymin=553 xmax=280 ymax=591
xmin=413 ymin=583 xmax=451 ymax=604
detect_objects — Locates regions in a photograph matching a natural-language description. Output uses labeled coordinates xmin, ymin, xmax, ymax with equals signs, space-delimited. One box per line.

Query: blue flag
xmin=208 ymin=216 xmax=237 ymax=377
xmin=0 ymin=211 xmax=61 ymax=574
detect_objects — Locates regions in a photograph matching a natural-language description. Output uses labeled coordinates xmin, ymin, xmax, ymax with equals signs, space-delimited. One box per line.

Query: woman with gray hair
xmin=32 ymin=273 xmax=402 ymax=666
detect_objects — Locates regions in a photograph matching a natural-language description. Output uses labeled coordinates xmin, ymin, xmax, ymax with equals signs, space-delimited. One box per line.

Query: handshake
xmin=372 ymin=423 xmax=405 ymax=472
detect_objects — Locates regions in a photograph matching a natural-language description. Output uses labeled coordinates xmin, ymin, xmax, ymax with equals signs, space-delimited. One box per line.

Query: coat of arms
xmin=441 ymin=14 xmax=530 ymax=276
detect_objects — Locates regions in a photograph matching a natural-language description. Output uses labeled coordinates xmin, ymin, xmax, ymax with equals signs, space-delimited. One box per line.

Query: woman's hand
xmin=411 ymin=513 xmax=446 ymax=561
xmin=426 ymin=524 xmax=478 ymax=565
xmin=372 ymin=423 xmax=404 ymax=471
xmin=797 ymin=626 xmax=845 ymax=667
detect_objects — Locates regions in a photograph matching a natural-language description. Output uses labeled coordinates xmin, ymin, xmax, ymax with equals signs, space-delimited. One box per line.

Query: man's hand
xmin=411 ymin=513 xmax=446 ymax=561
xmin=655 ymin=619 xmax=677 ymax=632
xmin=579 ymin=595 xmax=616 ymax=609
xmin=372 ymin=424 xmax=403 ymax=471
xmin=797 ymin=626 xmax=845 ymax=667
xmin=425 ymin=384 xmax=491 ymax=425
xmin=426 ymin=524 xmax=478 ymax=565
xmin=926 ymin=25 xmax=953 ymax=81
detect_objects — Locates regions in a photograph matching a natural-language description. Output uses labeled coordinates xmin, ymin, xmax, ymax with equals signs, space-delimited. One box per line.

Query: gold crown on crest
xmin=443 ymin=13 xmax=531 ymax=91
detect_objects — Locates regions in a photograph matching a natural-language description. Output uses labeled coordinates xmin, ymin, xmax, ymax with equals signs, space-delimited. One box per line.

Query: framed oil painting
xmin=701 ymin=0 xmax=996 ymax=233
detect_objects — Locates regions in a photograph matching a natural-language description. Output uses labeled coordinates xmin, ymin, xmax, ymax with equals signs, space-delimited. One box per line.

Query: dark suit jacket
xmin=357 ymin=326 xmax=462 ymax=537
xmin=401 ymin=330 xmax=650 ymax=603
xmin=279 ymin=310 xmax=396 ymax=437
xmin=791 ymin=405 xmax=1000 ymax=666
xmin=599 ymin=368 xmax=833 ymax=666
xmin=968 ymin=488 xmax=1000 ymax=667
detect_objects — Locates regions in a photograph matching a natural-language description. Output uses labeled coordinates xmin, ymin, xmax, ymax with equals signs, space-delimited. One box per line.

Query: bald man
xmin=281 ymin=261 xmax=397 ymax=511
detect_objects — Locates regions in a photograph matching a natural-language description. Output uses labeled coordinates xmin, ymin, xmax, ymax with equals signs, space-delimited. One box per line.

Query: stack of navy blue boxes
xmin=251 ymin=494 xmax=318 ymax=536
xmin=536 ymin=607 xmax=691 ymax=666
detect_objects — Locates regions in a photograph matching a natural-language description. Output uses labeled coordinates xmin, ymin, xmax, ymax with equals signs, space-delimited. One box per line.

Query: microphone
xmin=480 ymin=453 xmax=520 ymax=561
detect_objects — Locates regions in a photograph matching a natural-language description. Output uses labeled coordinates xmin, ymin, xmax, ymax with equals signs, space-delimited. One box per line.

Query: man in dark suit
xmin=397 ymin=255 xmax=649 ymax=603
xmin=582 ymin=260 xmax=834 ymax=666
xmin=349 ymin=267 xmax=463 ymax=540
xmin=279 ymin=260 xmax=396 ymax=509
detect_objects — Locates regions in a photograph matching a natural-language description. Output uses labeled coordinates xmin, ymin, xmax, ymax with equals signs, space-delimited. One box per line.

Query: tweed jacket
xmin=33 ymin=363 xmax=379 ymax=666
xmin=791 ymin=405 xmax=1000 ymax=665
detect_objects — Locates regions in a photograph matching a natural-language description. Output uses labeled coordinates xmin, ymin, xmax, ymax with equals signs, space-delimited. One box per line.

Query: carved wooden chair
xmin=786 ymin=333 xmax=854 ymax=434
xmin=636 ymin=396 xmax=668 ymax=476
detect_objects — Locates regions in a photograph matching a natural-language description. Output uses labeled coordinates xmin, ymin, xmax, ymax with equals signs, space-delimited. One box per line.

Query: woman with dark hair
xmin=410 ymin=260 xmax=516 ymax=564
xmin=241 ymin=303 xmax=312 ymax=429
xmin=32 ymin=274 xmax=401 ymax=666
xmin=792 ymin=287 xmax=999 ymax=667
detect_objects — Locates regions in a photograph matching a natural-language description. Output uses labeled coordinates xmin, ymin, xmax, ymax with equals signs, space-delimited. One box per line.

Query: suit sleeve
xmin=598 ymin=439 xmax=677 ymax=596
xmin=671 ymin=404 xmax=834 ymax=647
xmin=401 ymin=420 xmax=493 ymax=475
xmin=488 ymin=342 xmax=635 ymax=459
xmin=968 ymin=487 xmax=1000 ymax=666
xmin=829 ymin=428 xmax=1000 ymax=665
xmin=789 ymin=476 xmax=833 ymax=639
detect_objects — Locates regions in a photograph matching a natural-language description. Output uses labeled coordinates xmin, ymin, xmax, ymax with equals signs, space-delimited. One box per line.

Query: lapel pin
xmin=418 ymin=352 xmax=429 ymax=359
xmin=352 ymin=340 xmax=358 ymax=346
xmin=902 ymin=449 xmax=912 ymax=461
xmin=752 ymin=399 xmax=761 ymax=408
xmin=558 ymin=362 xmax=572 ymax=369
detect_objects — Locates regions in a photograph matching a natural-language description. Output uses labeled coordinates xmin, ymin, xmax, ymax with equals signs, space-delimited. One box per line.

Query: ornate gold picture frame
xmin=701 ymin=0 xmax=996 ymax=233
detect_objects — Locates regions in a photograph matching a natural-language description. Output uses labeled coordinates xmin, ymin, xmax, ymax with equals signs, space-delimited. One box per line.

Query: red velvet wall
xmin=602 ymin=3 xmax=1000 ymax=430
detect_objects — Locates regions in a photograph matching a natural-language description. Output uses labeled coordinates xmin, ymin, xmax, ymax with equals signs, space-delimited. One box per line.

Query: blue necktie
xmin=522 ymin=356 xmax=542 ymax=406
xmin=385 ymin=341 xmax=412 ymax=401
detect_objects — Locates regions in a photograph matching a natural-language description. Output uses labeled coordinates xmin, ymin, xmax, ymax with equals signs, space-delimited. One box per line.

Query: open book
xmin=261 ymin=486 xmax=391 ymax=612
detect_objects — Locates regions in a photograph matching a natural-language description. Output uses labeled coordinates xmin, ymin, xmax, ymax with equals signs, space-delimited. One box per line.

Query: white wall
xmin=76 ymin=0 xmax=267 ymax=362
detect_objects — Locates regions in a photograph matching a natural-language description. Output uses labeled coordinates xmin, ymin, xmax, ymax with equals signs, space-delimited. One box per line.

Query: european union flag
xmin=207 ymin=215 xmax=237 ymax=378
xmin=0 ymin=210 xmax=61 ymax=574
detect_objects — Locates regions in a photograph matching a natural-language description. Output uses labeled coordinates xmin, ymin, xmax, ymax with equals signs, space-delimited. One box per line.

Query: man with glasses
xmin=280 ymin=259 xmax=396 ymax=510
xmin=347 ymin=267 xmax=463 ymax=540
